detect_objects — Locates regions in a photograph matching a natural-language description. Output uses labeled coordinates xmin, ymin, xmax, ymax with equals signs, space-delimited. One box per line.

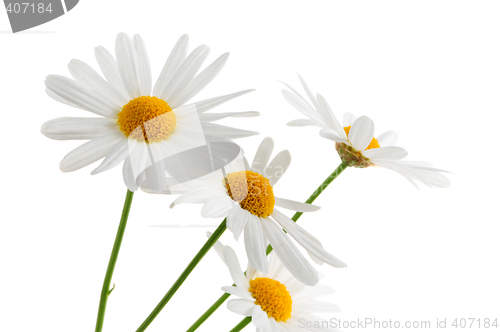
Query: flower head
xmin=41 ymin=33 xmax=259 ymax=192
xmin=164 ymin=137 xmax=346 ymax=286
xmin=281 ymin=75 xmax=450 ymax=189
xmin=212 ymin=238 xmax=341 ymax=331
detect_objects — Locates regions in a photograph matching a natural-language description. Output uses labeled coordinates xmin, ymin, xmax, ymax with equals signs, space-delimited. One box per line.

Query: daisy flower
xmin=212 ymin=238 xmax=340 ymax=332
xmin=41 ymin=33 xmax=258 ymax=192
xmin=281 ymin=75 xmax=450 ymax=189
xmin=167 ymin=137 xmax=346 ymax=286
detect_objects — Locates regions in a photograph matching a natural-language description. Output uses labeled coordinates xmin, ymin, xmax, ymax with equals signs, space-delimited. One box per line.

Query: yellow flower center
xmin=344 ymin=126 xmax=380 ymax=150
xmin=224 ymin=171 xmax=275 ymax=218
xmin=117 ymin=96 xmax=176 ymax=143
xmin=249 ymin=277 xmax=292 ymax=322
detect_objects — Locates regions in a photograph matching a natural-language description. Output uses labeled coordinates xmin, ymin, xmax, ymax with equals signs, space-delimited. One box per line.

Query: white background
xmin=1 ymin=1 xmax=499 ymax=331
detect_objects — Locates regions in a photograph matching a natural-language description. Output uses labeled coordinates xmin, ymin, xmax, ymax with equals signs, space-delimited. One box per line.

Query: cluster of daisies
xmin=42 ymin=33 xmax=450 ymax=331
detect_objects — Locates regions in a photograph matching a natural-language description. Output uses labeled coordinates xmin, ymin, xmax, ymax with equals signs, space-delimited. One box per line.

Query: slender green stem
xmin=229 ymin=317 xmax=252 ymax=332
xmin=95 ymin=190 xmax=134 ymax=332
xmin=136 ymin=219 xmax=227 ymax=332
xmin=187 ymin=162 xmax=349 ymax=332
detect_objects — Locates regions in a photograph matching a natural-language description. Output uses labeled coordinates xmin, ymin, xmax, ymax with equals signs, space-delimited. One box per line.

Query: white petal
xmin=227 ymin=299 xmax=255 ymax=316
xmin=274 ymin=197 xmax=320 ymax=212
xmin=297 ymin=74 xmax=320 ymax=111
xmin=252 ymin=305 xmax=269 ymax=328
xmin=191 ymin=89 xmax=255 ymax=113
xmin=46 ymin=88 xmax=81 ymax=109
xmin=316 ymin=93 xmax=345 ymax=138
xmin=169 ymin=52 xmax=229 ymax=108
xmin=222 ymin=246 xmax=250 ymax=290
xmin=221 ymin=286 xmax=253 ymax=301
xmin=362 ymin=146 xmax=408 ymax=160
xmin=169 ymin=187 xmax=216 ymax=207
xmin=91 ymin=139 xmax=129 ymax=175
xmin=115 ymin=33 xmax=141 ymax=99
xmin=201 ymin=195 xmax=234 ymax=218
xmin=348 ymin=116 xmax=375 ymax=151
xmin=264 ymin=150 xmax=291 ymax=187
xmin=281 ymin=89 xmax=323 ymax=124
xmin=295 ymin=300 xmax=341 ymax=313
xmin=226 ymin=206 xmax=249 ymax=241
xmin=202 ymin=123 xmax=259 ymax=140
xmin=251 ymin=137 xmax=274 ymax=174
xmin=160 ymin=45 xmax=210 ymax=102
xmin=293 ymin=284 xmax=335 ymax=301
xmin=41 ymin=117 xmax=117 ymax=140
xmin=123 ymin=157 xmax=139 ymax=192
xmin=153 ymin=34 xmax=189 ymax=97
xmin=94 ymin=46 xmax=129 ymax=99
xmin=244 ymin=215 xmax=269 ymax=274
xmin=376 ymin=130 xmax=398 ymax=146
xmin=261 ymin=218 xmax=319 ymax=286
xmin=272 ymin=210 xmax=346 ymax=268
xmin=59 ymin=133 xmax=124 ymax=172
xmin=68 ymin=59 xmax=127 ymax=107
xmin=286 ymin=119 xmax=322 ymax=127
xmin=45 ymin=75 xmax=117 ymax=118
xmin=343 ymin=112 xmax=357 ymax=127
xmin=319 ymin=128 xmax=349 ymax=144
xmin=199 ymin=111 xmax=260 ymax=122
xmin=133 ymin=34 xmax=152 ymax=96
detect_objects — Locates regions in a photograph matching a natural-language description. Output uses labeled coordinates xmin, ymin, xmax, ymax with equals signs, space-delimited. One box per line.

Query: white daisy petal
xmin=169 ymin=187 xmax=218 ymax=208
xmin=252 ymin=305 xmax=269 ymax=328
xmin=133 ymin=34 xmax=152 ymax=96
xmin=41 ymin=117 xmax=117 ymax=140
xmin=251 ymin=137 xmax=274 ymax=174
xmin=191 ymin=89 xmax=255 ymax=113
xmin=153 ymin=34 xmax=189 ymax=97
xmin=274 ymin=198 xmax=320 ymax=212
xmin=45 ymin=75 xmax=117 ymax=118
xmin=227 ymin=299 xmax=255 ymax=316
xmin=201 ymin=195 xmax=234 ymax=218
xmin=244 ymin=215 xmax=269 ymax=274
xmin=297 ymin=73 xmax=320 ymax=111
xmin=362 ymin=146 xmax=408 ymax=160
xmin=68 ymin=59 xmax=127 ymax=107
xmin=376 ymin=130 xmax=399 ymax=146
xmin=295 ymin=300 xmax=341 ymax=313
xmin=46 ymin=88 xmax=81 ymax=109
xmin=316 ymin=93 xmax=345 ymax=138
xmin=286 ymin=119 xmax=322 ymax=127
xmin=319 ymin=128 xmax=349 ymax=144
xmin=202 ymin=123 xmax=259 ymax=140
xmin=160 ymin=45 xmax=210 ymax=103
xmin=272 ymin=209 xmax=347 ymax=268
xmin=221 ymin=286 xmax=253 ymax=301
xmin=226 ymin=206 xmax=249 ymax=241
xmin=199 ymin=111 xmax=260 ymax=122
xmin=222 ymin=246 xmax=250 ymax=290
xmin=261 ymin=218 xmax=319 ymax=286
xmin=293 ymin=284 xmax=335 ymax=301
xmin=94 ymin=46 xmax=129 ymax=99
xmin=122 ymin=157 xmax=139 ymax=192
xmin=115 ymin=33 xmax=141 ymax=99
xmin=348 ymin=115 xmax=375 ymax=151
xmin=59 ymin=132 xmax=124 ymax=172
xmin=343 ymin=112 xmax=357 ymax=127
xmin=91 ymin=139 xmax=129 ymax=175
xmin=268 ymin=318 xmax=280 ymax=332
xmin=169 ymin=52 xmax=229 ymax=108
xmin=281 ymin=89 xmax=323 ymax=124
xmin=264 ymin=150 xmax=291 ymax=187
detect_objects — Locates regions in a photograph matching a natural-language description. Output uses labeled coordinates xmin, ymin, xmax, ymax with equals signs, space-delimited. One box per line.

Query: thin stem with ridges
xmin=136 ymin=219 xmax=227 ymax=332
xmin=95 ymin=190 xmax=134 ymax=332
xmin=187 ymin=162 xmax=349 ymax=331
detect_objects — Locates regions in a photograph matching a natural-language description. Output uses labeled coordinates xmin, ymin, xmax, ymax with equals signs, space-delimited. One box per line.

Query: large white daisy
xmin=281 ymin=75 xmax=450 ymax=189
xmin=41 ymin=33 xmax=259 ymax=192
xmin=212 ymin=238 xmax=340 ymax=332
xmin=166 ymin=137 xmax=346 ymax=286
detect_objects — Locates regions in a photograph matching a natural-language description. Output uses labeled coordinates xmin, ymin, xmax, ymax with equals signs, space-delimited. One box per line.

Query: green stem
xmin=187 ymin=162 xmax=349 ymax=332
xmin=95 ymin=190 xmax=134 ymax=332
xmin=136 ymin=219 xmax=227 ymax=332
xmin=229 ymin=317 xmax=252 ymax=332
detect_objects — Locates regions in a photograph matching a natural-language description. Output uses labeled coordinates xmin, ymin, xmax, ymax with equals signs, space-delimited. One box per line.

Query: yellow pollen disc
xmin=117 ymin=96 xmax=176 ymax=143
xmin=249 ymin=278 xmax=292 ymax=322
xmin=344 ymin=126 xmax=380 ymax=150
xmin=224 ymin=171 xmax=275 ymax=218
